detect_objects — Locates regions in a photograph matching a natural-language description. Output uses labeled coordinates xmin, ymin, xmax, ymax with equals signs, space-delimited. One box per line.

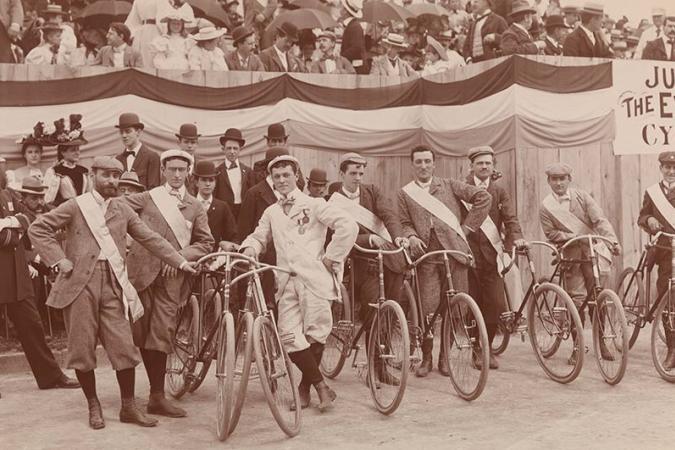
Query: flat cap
xmin=659 ymin=151 xmax=675 ymax=164
xmin=91 ymin=156 xmax=124 ymax=173
xmin=160 ymin=149 xmax=194 ymax=167
xmin=467 ymin=146 xmax=495 ymax=161
xmin=545 ymin=162 xmax=573 ymax=176
xmin=339 ymin=152 xmax=367 ymax=167
xmin=267 ymin=154 xmax=299 ymax=173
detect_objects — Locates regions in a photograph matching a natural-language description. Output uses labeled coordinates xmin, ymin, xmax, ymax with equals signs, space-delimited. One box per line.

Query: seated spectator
xmin=563 ymin=3 xmax=614 ymax=58
xmin=543 ymin=15 xmax=571 ymax=56
xmin=259 ymin=22 xmax=306 ymax=72
xmin=225 ymin=25 xmax=265 ymax=71
xmin=642 ymin=14 xmax=675 ymax=61
xmin=151 ymin=11 xmax=192 ymax=70
xmin=6 ymin=138 xmax=45 ymax=191
xmin=422 ymin=36 xmax=454 ymax=76
xmin=98 ymin=23 xmax=143 ymax=68
xmin=40 ymin=3 xmax=77 ymax=52
xmin=370 ymin=33 xmax=418 ymax=77
xmin=69 ymin=24 xmax=107 ymax=67
xmin=463 ymin=0 xmax=508 ymax=63
xmin=188 ymin=26 xmax=228 ymax=71
xmin=436 ymin=30 xmax=466 ymax=68
xmin=310 ymin=30 xmax=355 ymax=74
xmin=399 ymin=47 xmax=423 ymax=71
xmin=25 ymin=21 xmax=69 ymax=65
xmin=500 ymin=0 xmax=545 ymax=56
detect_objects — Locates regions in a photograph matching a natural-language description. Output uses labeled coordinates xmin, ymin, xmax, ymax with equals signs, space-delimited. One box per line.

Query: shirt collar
xmin=127 ymin=141 xmax=142 ymax=155
xmin=416 ymin=178 xmax=432 ymax=189
xmin=226 ymin=158 xmax=240 ymax=169
xmin=280 ymin=187 xmax=301 ymax=200
xmin=580 ymin=25 xmax=595 ymax=42
xmin=92 ymin=189 xmax=111 ymax=207
xmin=197 ymin=192 xmax=212 ymax=203
xmin=113 ymin=43 xmax=127 ymax=53
xmin=513 ymin=22 xmax=531 ymax=36
xmin=343 ymin=17 xmax=354 ymax=27
xmin=164 ymin=183 xmax=186 ymax=198
xmin=274 ymin=44 xmax=287 ymax=60
xmin=61 ymin=160 xmax=77 ymax=169
xmin=553 ymin=190 xmax=571 ymax=202
xmin=341 ymin=186 xmax=360 ymax=199
xmin=476 ymin=9 xmax=491 ymax=20
xmin=662 ymin=180 xmax=675 ymax=190
xmin=474 ymin=176 xmax=490 ymax=189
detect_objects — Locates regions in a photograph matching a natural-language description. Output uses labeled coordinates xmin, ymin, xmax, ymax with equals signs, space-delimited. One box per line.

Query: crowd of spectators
xmin=0 ymin=0 xmax=674 ymax=77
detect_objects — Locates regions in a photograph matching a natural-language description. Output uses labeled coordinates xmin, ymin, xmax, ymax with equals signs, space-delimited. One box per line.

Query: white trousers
xmin=277 ymin=278 xmax=332 ymax=353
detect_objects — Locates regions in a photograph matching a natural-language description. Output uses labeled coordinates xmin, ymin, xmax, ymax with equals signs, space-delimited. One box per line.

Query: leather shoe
xmin=147 ymin=393 xmax=187 ymax=418
xmin=87 ymin=398 xmax=105 ymax=430
xmin=599 ymin=342 xmax=615 ymax=361
xmin=119 ymin=398 xmax=158 ymax=427
xmin=415 ymin=358 xmax=432 ymax=378
xmin=377 ymin=364 xmax=401 ymax=386
xmin=438 ymin=353 xmax=450 ymax=377
xmin=489 ymin=353 xmax=499 ymax=370
xmin=290 ymin=383 xmax=310 ymax=411
xmin=567 ymin=349 xmax=578 ymax=366
xmin=44 ymin=374 xmax=80 ymax=390
xmin=315 ymin=381 xmax=336 ymax=412
xmin=472 ymin=350 xmax=484 ymax=370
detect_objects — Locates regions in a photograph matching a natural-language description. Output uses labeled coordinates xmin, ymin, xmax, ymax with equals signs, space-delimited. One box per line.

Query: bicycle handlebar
xmin=353 ymin=243 xmax=407 ymax=256
xmin=559 ymin=234 xmax=617 ymax=251
xmin=194 ymin=251 xmax=258 ymax=267
xmin=409 ymin=249 xmax=473 ymax=267
xmin=230 ymin=263 xmax=296 ymax=287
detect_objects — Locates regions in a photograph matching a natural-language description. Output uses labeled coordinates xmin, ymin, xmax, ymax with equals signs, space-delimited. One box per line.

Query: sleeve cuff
xmin=9 ymin=23 xmax=20 ymax=32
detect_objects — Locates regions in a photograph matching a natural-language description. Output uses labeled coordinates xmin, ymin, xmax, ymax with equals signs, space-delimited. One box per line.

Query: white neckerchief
xmin=164 ymin=183 xmax=186 ymax=204
xmin=474 ymin=176 xmax=490 ymax=189
xmin=61 ymin=160 xmax=77 ymax=169
xmin=415 ymin=178 xmax=432 ymax=192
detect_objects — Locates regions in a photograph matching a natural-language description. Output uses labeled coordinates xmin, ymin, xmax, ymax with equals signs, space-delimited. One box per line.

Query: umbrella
xmin=187 ymin=0 xmax=231 ymax=28
xmin=265 ymin=9 xmax=338 ymax=35
xmin=75 ymin=0 xmax=131 ymax=29
xmin=363 ymin=1 xmax=414 ymax=23
xmin=288 ymin=0 xmax=332 ymax=14
xmin=407 ymin=3 xmax=451 ymax=17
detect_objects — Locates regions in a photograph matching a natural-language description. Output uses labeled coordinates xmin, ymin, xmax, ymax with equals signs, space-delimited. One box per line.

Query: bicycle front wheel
xmin=615 ymin=268 xmax=645 ymax=349
xmin=441 ymin=293 xmax=489 ymax=401
xmin=229 ymin=311 xmax=254 ymax=434
xmin=253 ymin=315 xmax=301 ymax=437
xmin=528 ymin=282 xmax=584 ymax=384
xmin=321 ymin=284 xmax=351 ymax=379
xmin=593 ymin=289 xmax=629 ymax=385
xmin=215 ymin=311 xmax=235 ymax=441
xmin=167 ymin=295 xmax=199 ymax=399
xmin=366 ymin=300 xmax=409 ymax=415
xmin=190 ymin=289 xmax=222 ymax=393
xmin=651 ymin=294 xmax=675 ymax=383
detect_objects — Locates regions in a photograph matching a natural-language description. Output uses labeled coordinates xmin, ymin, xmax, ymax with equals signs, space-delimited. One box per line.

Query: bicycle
xmin=399 ymin=249 xmax=490 ymax=401
xmin=546 ymin=235 xmax=629 ymax=385
xmin=487 ymin=242 xmax=586 ymax=384
xmin=321 ymin=244 xmax=410 ymax=415
xmin=616 ymin=231 xmax=675 ymax=382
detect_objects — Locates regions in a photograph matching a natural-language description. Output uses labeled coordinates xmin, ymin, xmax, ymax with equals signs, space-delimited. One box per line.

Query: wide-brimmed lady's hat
xmin=426 ymin=36 xmax=448 ymax=61
xmin=192 ymin=26 xmax=225 ymax=41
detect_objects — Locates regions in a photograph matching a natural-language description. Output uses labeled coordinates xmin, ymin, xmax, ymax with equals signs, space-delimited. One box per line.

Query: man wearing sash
xmin=123 ymin=149 xmax=214 ymax=418
xmin=241 ymin=155 xmax=358 ymax=411
xmin=464 ymin=146 xmax=527 ymax=370
xmin=397 ymin=145 xmax=492 ymax=378
xmin=28 ymin=156 xmax=195 ymax=430
xmin=638 ymin=151 xmax=675 ymax=369
xmin=539 ymin=162 xmax=620 ymax=364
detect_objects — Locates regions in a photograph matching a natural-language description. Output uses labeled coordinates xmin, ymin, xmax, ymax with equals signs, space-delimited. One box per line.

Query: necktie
xmin=170 ymin=189 xmax=182 ymax=202
xmin=123 ymin=149 xmax=134 ymax=157
xmin=279 ymin=196 xmax=294 ymax=215
xmin=656 ymin=27 xmax=662 ymax=37
xmin=229 ymin=162 xmax=237 ymax=170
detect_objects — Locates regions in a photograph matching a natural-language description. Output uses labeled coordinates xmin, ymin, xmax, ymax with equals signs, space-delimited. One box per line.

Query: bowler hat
xmin=545 ymin=162 xmax=572 ymax=176
xmin=220 ymin=128 xmax=245 ymax=146
xmin=307 ymin=168 xmax=328 ymax=185
xmin=467 ymin=146 xmax=495 ymax=161
xmin=118 ymin=171 xmax=145 ymax=191
xmin=91 ymin=156 xmax=124 ymax=173
xmin=265 ymin=123 xmax=288 ymax=140
xmin=115 ymin=113 xmax=144 ymax=130
xmin=193 ymin=160 xmax=220 ymax=178
xmin=545 ymin=15 xmax=572 ymax=31
xmin=176 ymin=123 xmax=201 ymax=140
xmin=509 ymin=0 xmax=536 ymax=17
xmin=232 ymin=25 xmax=255 ymax=45
xmin=277 ymin=22 xmax=299 ymax=41
xmin=659 ymin=151 xmax=675 ymax=164
xmin=14 ymin=176 xmax=47 ymax=195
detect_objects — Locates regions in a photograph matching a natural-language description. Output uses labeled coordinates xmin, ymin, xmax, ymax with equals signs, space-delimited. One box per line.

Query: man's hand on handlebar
xmin=514 ymin=239 xmax=529 ymax=250
xmin=219 ymin=241 xmax=240 ymax=252
xmin=611 ymin=242 xmax=622 ymax=256
xmin=369 ymin=234 xmax=387 ymax=249
xmin=241 ymin=247 xmax=257 ymax=260
xmin=647 ymin=217 xmax=662 ymax=234
xmin=408 ymin=236 xmax=427 ymax=258
xmin=394 ymin=236 xmax=409 ymax=248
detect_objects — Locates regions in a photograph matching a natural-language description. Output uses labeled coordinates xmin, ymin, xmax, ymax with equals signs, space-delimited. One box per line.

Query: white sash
xmin=542 ymin=193 xmax=612 ymax=272
xmin=149 ymin=187 xmax=191 ymax=249
xmin=402 ymin=181 xmax=467 ymax=245
xmin=76 ymin=193 xmax=144 ymax=322
xmin=329 ymin=192 xmax=392 ymax=243
xmin=647 ymin=184 xmax=675 ymax=230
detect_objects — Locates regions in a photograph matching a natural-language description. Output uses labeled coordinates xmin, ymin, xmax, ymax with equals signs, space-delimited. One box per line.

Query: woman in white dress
xmin=151 ymin=12 xmax=191 ymax=70
xmin=6 ymin=139 xmax=45 ymax=190
xmin=187 ymin=26 xmax=228 ymax=71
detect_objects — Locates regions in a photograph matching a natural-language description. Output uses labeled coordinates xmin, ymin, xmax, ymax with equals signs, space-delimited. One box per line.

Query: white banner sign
xmin=613 ymin=60 xmax=675 ymax=155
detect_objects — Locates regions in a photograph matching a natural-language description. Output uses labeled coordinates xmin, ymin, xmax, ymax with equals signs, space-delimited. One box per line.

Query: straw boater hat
xmin=426 ymin=35 xmax=448 ymax=61
xmin=118 ymin=171 xmax=145 ymax=191
xmin=267 ymin=154 xmax=299 ymax=172
xmin=41 ymin=4 xmax=68 ymax=17
xmin=317 ymin=30 xmax=337 ymax=41
xmin=581 ymin=2 xmax=604 ymax=16
xmin=341 ymin=0 xmax=364 ymax=19
xmin=192 ymin=26 xmax=225 ymax=41
xmin=509 ymin=0 xmax=536 ymax=17
xmin=160 ymin=149 xmax=194 ymax=167
xmin=14 ymin=176 xmax=48 ymax=195
xmin=382 ymin=33 xmax=407 ymax=48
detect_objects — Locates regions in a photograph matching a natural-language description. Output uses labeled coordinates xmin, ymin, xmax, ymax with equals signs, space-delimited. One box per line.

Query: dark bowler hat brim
xmin=115 ymin=113 xmax=145 ymax=130
xmin=193 ymin=160 xmax=220 ymax=178
xmin=219 ymin=128 xmax=245 ymax=146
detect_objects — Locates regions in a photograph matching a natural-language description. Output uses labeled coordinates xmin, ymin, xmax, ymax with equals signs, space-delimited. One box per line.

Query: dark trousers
xmin=6 ymin=297 xmax=62 ymax=388
xmin=352 ymin=257 xmax=402 ymax=320
xmin=468 ymin=251 xmax=507 ymax=326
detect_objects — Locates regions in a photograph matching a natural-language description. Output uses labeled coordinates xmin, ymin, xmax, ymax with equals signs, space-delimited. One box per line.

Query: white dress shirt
xmin=341 ymin=186 xmax=360 ymax=201
xmin=125 ymin=141 xmax=142 ymax=170
xmin=552 ymin=190 xmax=571 ymax=210
xmin=92 ymin=189 xmax=112 ymax=260
xmin=164 ymin=183 xmax=186 ymax=204
xmin=579 ymin=25 xmax=596 ymax=47
xmin=197 ymin=192 xmax=212 ymax=211
xmin=226 ymin=159 xmax=242 ymax=204
xmin=273 ymin=44 xmax=288 ymax=71
xmin=415 ymin=179 xmax=432 ymax=192
xmin=112 ymin=43 xmax=127 ymax=68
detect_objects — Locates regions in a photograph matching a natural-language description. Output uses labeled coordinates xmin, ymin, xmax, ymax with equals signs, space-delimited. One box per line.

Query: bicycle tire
xmin=215 ymin=312 xmax=236 ymax=441
xmin=615 ymin=267 xmax=645 ymax=349
xmin=402 ymin=280 xmax=419 ymax=332
xmin=441 ymin=293 xmax=489 ymax=401
xmin=528 ymin=282 xmax=584 ymax=384
xmin=253 ymin=315 xmax=301 ymax=437
xmin=366 ymin=300 xmax=410 ymax=415
xmin=321 ymin=283 xmax=351 ymax=379
xmin=229 ymin=311 xmax=254 ymax=434
xmin=592 ymin=289 xmax=629 ymax=385
xmin=167 ymin=295 xmax=199 ymax=399
xmin=491 ymin=322 xmax=511 ymax=356
xmin=651 ymin=295 xmax=675 ymax=383
xmin=190 ymin=289 xmax=222 ymax=393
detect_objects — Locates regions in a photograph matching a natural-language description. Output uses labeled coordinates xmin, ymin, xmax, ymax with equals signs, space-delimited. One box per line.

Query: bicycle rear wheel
xmin=528 ymin=282 xmax=584 ymax=384
xmin=441 ymin=293 xmax=489 ymax=401
xmin=593 ymin=289 xmax=629 ymax=385
xmin=615 ymin=268 xmax=645 ymax=349
xmin=253 ymin=315 xmax=301 ymax=437
xmin=229 ymin=311 xmax=254 ymax=434
xmin=215 ymin=312 xmax=236 ymax=441
xmin=321 ymin=284 xmax=351 ymax=379
xmin=491 ymin=322 xmax=510 ymax=356
xmin=190 ymin=289 xmax=222 ymax=393
xmin=366 ymin=300 xmax=409 ymax=415
xmin=651 ymin=294 xmax=675 ymax=383
xmin=167 ymin=295 xmax=199 ymax=399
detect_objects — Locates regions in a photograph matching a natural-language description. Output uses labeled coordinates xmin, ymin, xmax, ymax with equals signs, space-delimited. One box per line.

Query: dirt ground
xmin=0 ymin=330 xmax=673 ymax=450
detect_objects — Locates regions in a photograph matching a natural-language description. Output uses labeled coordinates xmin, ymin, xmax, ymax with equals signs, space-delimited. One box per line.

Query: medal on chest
xmin=294 ymin=208 xmax=310 ymax=235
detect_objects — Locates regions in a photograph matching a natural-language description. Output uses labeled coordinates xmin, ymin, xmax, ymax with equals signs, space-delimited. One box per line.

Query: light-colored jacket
xmin=241 ymin=189 xmax=358 ymax=300
xmin=369 ymin=55 xmax=418 ymax=77
xmin=187 ymin=45 xmax=228 ymax=71
xmin=98 ymin=44 xmax=144 ymax=68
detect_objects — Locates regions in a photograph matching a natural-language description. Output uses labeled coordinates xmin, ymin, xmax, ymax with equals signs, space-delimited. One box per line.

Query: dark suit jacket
xmin=205 ymin=197 xmax=237 ymax=250
xmin=638 ymin=182 xmax=675 ymax=259
xmin=543 ymin=36 xmax=563 ymax=56
xmin=224 ymin=50 xmax=266 ymax=71
xmin=238 ymin=178 xmax=276 ymax=255
xmin=642 ymin=38 xmax=673 ymax=61
xmin=562 ymin=27 xmax=613 ymax=58
xmin=115 ymin=144 xmax=161 ymax=190
xmin=500 ymin=23 xmax=539 ymax=56
xmin=98 ymin=45 xmax=143 ymax=68
xmin=340 ymin=18 xmax=367 ymax=74
xmin=259 ymin=45 xmax=306 ymax=72
xmin=214 ymin=161 xmax=253 ymax=211
xmin=462 ymin=12 xmax=508 ymax=62
xmin=0 ymin=188 xmax=32 ymax=304
xmin=463 ymin=175 xmax=523 ymax=269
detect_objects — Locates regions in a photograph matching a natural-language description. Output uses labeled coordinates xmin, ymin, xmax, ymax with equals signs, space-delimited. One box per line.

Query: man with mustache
xmin=642 ymin=14 xmax=675 ymax=61
xmin=310 ymin=30 xmax=355 ymax=74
